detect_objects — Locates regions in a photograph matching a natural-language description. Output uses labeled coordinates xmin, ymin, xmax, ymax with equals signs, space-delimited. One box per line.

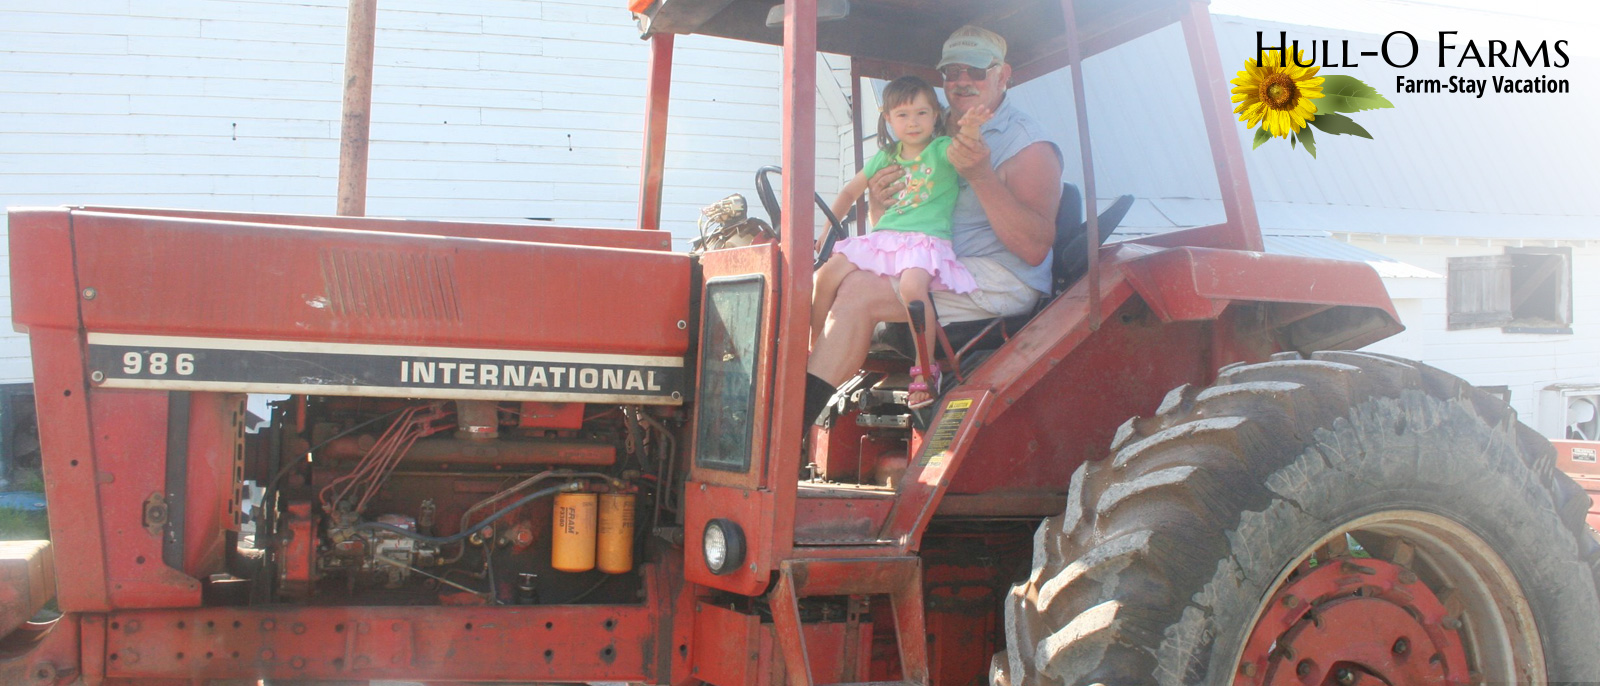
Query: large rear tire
xmin=994 ymin=351 xmax=1600 ymax=686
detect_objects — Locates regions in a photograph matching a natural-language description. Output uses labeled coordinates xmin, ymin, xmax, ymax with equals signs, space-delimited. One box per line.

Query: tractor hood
xmin=8 ymin=207 xmax=691 ymax=405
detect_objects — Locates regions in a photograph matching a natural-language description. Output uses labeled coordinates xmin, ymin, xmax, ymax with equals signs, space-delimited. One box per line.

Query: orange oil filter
xmin=597 ymin=492 xmax=636 ymax=574
xmin=552 ymin=492 xmax=597 ymax=572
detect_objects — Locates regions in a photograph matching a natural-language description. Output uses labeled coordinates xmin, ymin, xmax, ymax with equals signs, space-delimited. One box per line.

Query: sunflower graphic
xmin=1232 ymin=49 xmax=1323 ymax=139
xmin=1230 ymin=48 xmax=1393 ymax=158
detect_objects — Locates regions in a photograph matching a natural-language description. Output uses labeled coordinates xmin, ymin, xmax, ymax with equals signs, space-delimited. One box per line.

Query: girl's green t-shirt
xmin=863 ymin=136 xmax=957 ymax=240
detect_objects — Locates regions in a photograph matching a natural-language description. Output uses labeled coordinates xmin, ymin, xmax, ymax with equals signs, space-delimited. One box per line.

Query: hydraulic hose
xmin=354 ymin=483 xmax=579 ymax=546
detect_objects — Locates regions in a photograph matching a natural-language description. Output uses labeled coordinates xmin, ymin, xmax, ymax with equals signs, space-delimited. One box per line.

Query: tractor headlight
xmin=703 ymin=518 xmax=745 ymax=575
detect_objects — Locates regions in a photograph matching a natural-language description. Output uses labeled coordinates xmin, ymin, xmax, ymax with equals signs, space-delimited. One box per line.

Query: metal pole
xmin=850 ymin=62 xmax=865 ymax=236
xmin=1059 ymin=0 xmax=1101 ymax=328
xmin=770 ymin=0 xmax=816 ymax=566
xmin=1180 ymin=0 xmax=1262 ymax=251
xmin=637 ymin=34 xmax=675 ymax=231
xmin=336 ymin=0 xmax=378 ymax=217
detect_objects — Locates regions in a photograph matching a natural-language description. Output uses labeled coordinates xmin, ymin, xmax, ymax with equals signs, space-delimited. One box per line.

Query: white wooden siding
xmin=0 ymin=0 xmax=853 ymax=384
xmin=1359 ymin=239 xmax=1600 ymax=432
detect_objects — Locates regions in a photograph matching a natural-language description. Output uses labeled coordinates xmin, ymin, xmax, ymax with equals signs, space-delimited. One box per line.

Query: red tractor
xmin=4 ymin=0 xmax=1597 ymax=684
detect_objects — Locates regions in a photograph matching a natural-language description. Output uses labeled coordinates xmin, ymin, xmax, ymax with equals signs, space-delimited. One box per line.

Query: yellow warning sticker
xmin=918 ymin=399 xmax=971 ymax=468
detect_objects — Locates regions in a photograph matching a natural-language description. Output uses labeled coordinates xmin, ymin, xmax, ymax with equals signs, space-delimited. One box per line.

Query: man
xmin=804 ymin=25 xmax=1064 ymax=421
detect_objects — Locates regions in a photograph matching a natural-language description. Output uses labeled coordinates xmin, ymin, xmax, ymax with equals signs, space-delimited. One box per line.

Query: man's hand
xmin=949 ymin=105 xmax=994 ymax=178
xmin=865 ymin=163 xmax=906 ymax=223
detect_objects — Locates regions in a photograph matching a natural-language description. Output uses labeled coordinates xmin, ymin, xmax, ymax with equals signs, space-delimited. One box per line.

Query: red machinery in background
xmin=1554 ymin=440 xmax=1600 ymax=532
xmin=3 ymin=0 xmax=1597 ymax=685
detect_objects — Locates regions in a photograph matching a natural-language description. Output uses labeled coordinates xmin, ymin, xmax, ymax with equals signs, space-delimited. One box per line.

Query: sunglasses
xmin=940 ymin=64 xmax=995 ymax=82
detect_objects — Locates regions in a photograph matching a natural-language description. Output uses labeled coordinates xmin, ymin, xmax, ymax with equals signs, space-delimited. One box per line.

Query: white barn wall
xmin=0 ymin=0 xmax=853 ymax=384
xmin=0 ymin=230 xmax=17 ymax=383
xmin=1358 ymin=238 xmax=1600 ymax=428
xmin=1369 ymin=294 xmax=1427 ymax=362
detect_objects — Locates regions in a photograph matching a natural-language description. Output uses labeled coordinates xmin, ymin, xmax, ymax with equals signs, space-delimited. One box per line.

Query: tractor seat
xmin=867 ymin=313 xmax=1031 ymax=363
xmin=866 ymin=184 xmax=1133 ymax=362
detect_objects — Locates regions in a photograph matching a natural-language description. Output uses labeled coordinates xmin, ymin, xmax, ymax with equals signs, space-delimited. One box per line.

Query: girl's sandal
xmin=907 ymin=365 xmax=942 ymax=410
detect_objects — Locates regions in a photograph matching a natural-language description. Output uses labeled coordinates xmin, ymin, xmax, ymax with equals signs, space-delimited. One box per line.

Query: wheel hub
xmin=1237 ymin=556 xmax=1471 ymax=685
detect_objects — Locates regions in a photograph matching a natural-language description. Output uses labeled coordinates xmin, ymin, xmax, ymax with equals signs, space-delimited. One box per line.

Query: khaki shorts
xmin=891 ymin=255 xmax=1044 ymax=325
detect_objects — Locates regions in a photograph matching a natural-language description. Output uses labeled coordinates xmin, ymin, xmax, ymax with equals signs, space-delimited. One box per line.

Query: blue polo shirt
xmin=948 ymin=97 xmax=1062 ymax=295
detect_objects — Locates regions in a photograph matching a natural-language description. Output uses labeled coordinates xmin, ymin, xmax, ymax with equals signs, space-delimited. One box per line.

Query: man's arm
xmin=949 ymin=138 xmax=1062 ymax=267
xmin=864 ymin=164 xmax=904 ymax=224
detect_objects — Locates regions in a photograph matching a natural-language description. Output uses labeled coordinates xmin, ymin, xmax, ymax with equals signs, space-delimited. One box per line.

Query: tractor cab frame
xmin=637 ymin=1 xmax=1400 ymax=683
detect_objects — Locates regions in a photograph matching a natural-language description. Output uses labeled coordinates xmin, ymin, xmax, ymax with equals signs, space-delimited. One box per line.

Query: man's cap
xmin=937 ymin=25 xmax=1007 ymax=70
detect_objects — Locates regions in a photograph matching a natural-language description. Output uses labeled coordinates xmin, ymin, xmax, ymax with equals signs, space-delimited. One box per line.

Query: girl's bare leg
xmin=897 ymin=268 xmax=937 ymax=407
xmin=812 ymin=255 xmax=857 ymax=347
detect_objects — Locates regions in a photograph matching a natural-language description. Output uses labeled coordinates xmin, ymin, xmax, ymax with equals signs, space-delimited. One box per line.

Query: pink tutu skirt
xmin=833 ymin=230 xmax=976 ymax=294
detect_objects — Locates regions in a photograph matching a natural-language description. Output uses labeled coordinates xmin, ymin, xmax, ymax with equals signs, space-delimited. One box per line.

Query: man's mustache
xmin=949 ymin=87 xmax=979 ymax=96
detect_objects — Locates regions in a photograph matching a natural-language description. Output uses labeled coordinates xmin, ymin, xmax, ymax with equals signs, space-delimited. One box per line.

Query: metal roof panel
xmin=1260 ymin=235 xmax=1442 ymax=280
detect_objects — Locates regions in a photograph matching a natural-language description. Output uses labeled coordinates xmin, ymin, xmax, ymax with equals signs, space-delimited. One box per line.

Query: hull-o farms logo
xmin=1231 ymin=48 xmax=1392 ymax=158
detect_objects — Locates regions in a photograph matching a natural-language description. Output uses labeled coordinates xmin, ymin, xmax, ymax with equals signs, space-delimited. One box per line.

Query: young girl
xmin=814 ymin=76 xmax=991 ymax=408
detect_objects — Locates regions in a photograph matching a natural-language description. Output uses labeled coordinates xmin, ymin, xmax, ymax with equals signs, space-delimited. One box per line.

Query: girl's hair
xmin=877 ymin=76 xmax=946 ymax=150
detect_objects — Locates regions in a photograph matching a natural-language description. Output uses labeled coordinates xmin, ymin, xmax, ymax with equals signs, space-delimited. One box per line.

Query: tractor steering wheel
xmin=755 ymin=166 xmax=850 ymax=270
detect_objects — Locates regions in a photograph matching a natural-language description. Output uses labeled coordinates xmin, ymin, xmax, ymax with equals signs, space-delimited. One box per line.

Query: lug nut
xmin=1239 ymin=661 xmax=1257 ymax=677
xmin=1335 ymin=667 xmax=1356 ymax=685
xmin=1393 ymin=637 xmax=1409 ymax=655
xmin=1296 ymin=659 xmax=1314 ymax=677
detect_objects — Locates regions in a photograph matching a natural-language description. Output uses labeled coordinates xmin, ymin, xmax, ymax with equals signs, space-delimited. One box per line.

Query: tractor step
xmin=796 ymin=482 xmax=895 ymax=498
xmin=795 ymin=484 xmax=898 ymax=549
xmin=770 ymin=557 xmax=928 ymax=686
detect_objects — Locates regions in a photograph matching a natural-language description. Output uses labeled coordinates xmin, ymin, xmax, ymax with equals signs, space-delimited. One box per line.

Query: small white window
xmin=1447 ymin=247 xmax=1572 ymax=333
